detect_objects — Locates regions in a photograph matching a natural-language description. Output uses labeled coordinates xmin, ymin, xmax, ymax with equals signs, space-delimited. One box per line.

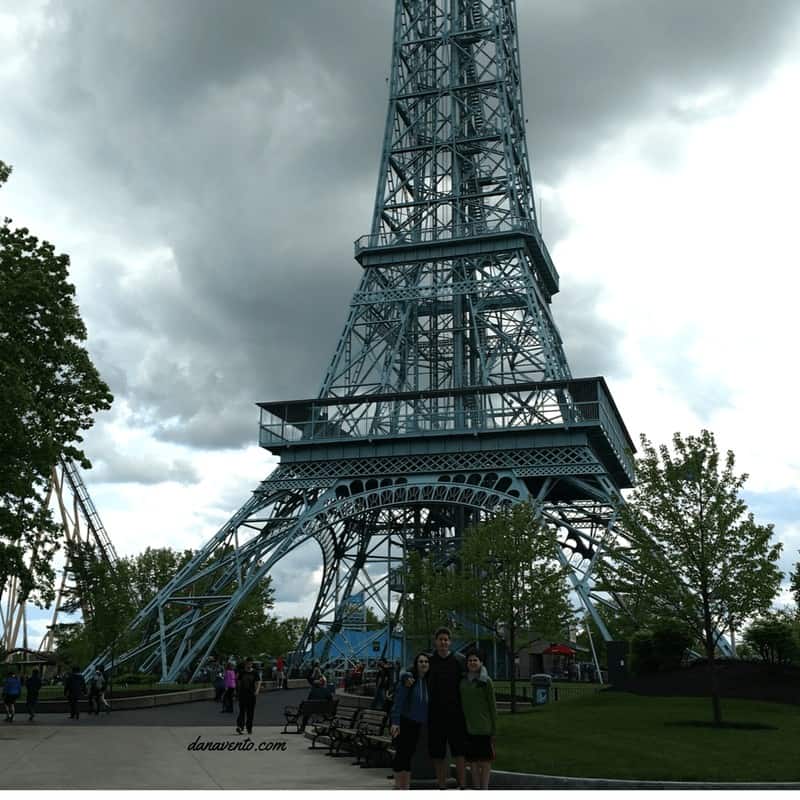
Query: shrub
xmin=631 ymin=619 xmax=693 ymax=675
xmin=630 ymin=630 xmax=658 ymax=675
xmin=744 ymin=612 xmax=799 ymax=665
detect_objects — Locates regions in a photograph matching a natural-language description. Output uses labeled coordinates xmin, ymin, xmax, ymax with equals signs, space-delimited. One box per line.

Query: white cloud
xmin=554 ymin=61 xmax=800 ymax=494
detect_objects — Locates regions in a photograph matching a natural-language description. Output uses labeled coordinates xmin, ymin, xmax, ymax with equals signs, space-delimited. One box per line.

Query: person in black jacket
xmin=426 ymin=628 xmax=467 ymax=789
xmin=371 ymin=658 xmax=393 ymax=710
xmin=64 ymin=666 xmax=87 ymax=720
xmin=25 ymin=669 xmax=42 ymax=721
xmin=235 ymin=657 xmax=262 ymax=736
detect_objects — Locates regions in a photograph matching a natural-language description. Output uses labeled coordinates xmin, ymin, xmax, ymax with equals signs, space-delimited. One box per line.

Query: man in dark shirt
xmin=235 ymin=657 xmax=262 ymax=736
xmin=25 ymin=668 xmax=42 ymax=721
xmin=64 ymin=665 xmax=86 ymax=720
xmin=427 ymin=627 xmax=467 ymax=789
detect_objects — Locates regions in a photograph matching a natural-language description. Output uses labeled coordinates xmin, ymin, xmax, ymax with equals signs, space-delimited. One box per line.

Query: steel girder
xmin=86 ymin=447 xmax=646 ymax=680
xmin=371 ymin=0 xmax=537 ymax=246
xmin=320 ymin=251 xmax=570 ymax=405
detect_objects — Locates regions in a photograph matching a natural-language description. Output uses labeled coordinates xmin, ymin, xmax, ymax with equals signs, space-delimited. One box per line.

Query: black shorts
xmin=464 ymin=733 xmax=493 ymax=761
xmin=428 ymin=710 xmax=467 ymax=759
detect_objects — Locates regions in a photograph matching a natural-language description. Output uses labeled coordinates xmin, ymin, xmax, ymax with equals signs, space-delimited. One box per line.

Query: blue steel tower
xmin=91 ymin=0 xmax=638 ymax=680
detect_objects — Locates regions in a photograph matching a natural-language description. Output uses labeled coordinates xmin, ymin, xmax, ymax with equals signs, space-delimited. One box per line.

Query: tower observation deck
xmin=89 ymin=0 xmax=639 ymax=681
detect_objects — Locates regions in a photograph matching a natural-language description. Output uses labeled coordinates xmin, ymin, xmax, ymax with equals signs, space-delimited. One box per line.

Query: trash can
xmin=531 ymin=674 xmax=552 ymax=706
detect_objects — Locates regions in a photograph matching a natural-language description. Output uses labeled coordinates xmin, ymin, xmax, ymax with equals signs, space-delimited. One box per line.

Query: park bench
xmin=354 ymin=710 xmax=392 ymax=767
xmin=305 ymin=700 xmax=361 ymax=751
xmin=330 ymin=708 xmax=388 ymax=762
xmin=282 ymin=698 xmax=336 ymax=734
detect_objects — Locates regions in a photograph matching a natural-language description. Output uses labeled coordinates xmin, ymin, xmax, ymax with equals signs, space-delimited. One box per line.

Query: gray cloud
xmin=90 ymin=450 xmax=200 ymax=486
xmin=4 ymin=0 xmax=798 ymax=452
xmin=554 ymin=281 xmax=628 ymax=380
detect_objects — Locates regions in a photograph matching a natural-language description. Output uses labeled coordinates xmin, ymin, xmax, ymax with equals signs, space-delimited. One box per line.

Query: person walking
xmin=64 ymin=665 xmax=86 ymax=720
xmin=235 ymin=657 xmax=262 ymax=736
xmin=352 ymin=660 xmax=364 ymax=689
xmin=389 ymin=652 xmax=431 ymax=790
xmin=275 ymin=655 xmax=286 ymax=690
xmin=222 ymin=662 xmax=236 ymax=713
xmin=460 ymin=649 xmax=497 ymax=790
xmin=371 ymin=658 xmax=392 ymax=710
xmin=88 ymin=668 xmax=107 ymax=715
xmin=307 ymin=660 xmax=324 ymax=690
xmin=25 ymin=668 xmax=42 ymax=721
xmin=3 ymin=669 xmax=22 ymax=722
xmin=213 ymin=669 xmax=224 ymax=703
xmin=426 ymin=627 xmax=468 ymax=789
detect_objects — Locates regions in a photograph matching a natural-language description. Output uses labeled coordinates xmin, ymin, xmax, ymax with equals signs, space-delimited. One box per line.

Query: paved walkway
xmin=0 ymin=690 xmax=390 ymax=789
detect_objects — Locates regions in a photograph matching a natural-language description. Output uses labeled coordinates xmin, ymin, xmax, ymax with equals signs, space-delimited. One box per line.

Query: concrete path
xmin=0 ymin=691 xmax=391 ymax=789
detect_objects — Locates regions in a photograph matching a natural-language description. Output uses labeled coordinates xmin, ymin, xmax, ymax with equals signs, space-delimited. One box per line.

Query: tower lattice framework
xmin=90 ymin=0 xmax=645 ymax=681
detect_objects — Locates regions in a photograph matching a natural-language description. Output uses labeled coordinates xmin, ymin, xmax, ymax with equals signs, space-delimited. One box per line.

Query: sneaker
xmin=236 ymin=726 xmax=243 ymax=734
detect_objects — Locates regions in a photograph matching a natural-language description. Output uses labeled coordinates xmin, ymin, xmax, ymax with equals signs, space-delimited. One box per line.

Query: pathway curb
xmin=483 ymin=768 xmax=800 ymax=790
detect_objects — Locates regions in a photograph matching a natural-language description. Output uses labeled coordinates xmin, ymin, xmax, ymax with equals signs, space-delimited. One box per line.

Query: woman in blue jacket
xmin=3 ymin=669 xmax=22 ymax=722
xmin=390 ymin=652 xmax=431 ymax=790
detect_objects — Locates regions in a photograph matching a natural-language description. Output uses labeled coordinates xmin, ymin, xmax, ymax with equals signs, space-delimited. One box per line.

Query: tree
xmin=1 ymin=160 xmax=112 ymax=608
xmin=617 ymin=430 xmax=783 ymax=726
xmin=743 ymin=611 xmax=800 ymax=665
xmin=630 ymin=618 xmax=693 ymax=675
xmin=400 ymin=550 xmax=461 ymax=650
xmin=215 ymin=574 xmax=277 ymax=659
xmin=790 ymin=552 xmax=800 ymax=609
xmin=453 ymin=503 xmax=573 ymax=712
xmin=267 ymin=617 xmax=308 ymax=662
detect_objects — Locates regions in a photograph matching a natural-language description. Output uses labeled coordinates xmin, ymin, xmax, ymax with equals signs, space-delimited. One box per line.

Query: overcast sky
xmin=2 ymin=0 xmax=799 ymax=641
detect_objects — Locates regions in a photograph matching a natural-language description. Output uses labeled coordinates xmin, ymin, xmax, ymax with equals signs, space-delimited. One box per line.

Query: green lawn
xmin=495 ymin=691 xmax=800 ymax=781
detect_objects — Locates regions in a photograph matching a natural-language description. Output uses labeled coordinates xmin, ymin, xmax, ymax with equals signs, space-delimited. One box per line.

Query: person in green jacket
xmin=459 ymin=649 xmax=496 ymax=790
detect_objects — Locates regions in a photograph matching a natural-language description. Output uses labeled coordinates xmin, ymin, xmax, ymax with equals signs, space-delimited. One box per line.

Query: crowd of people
xmin=2 ymin=664 xmax=110 ymax=722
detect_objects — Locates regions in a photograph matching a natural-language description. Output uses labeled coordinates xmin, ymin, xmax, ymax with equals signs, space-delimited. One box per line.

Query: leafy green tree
xmin=630 ymin=618 xmax=693 ymax=675
xmin=60 ymin=541 xmax=139 ymax=660
xmin=215 ymin=575 xmax=277 ymax=658
xmin=259 ymin=616 xmax=308 ymax=665
xmin=454 ymin=504 xmax=573 ymax=712
xmin=125 ymin=546 xmax=195 ymax=611
xmin=744 ymin=611 xmax=800 ymax=665
xmin=629 ymin=628 xmax=659 ymax=675
xmin=1 ymin=160 xmax=112 ymax=608
xmin=617 ymin=430 xmax=783 ymax=725
xmin=790 ymin=552 xmax=800 ymax=609
xmin=52 ymin=622 xmax=93 ymax=670
xmin=400 ymin=550 xmax=461 ymax=651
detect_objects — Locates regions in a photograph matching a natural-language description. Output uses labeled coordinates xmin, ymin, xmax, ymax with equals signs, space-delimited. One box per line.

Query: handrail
xmin=258 ymin=379 xmax=635 ymax=482
xmin=355 ymin=215 xmax=539 ymax=253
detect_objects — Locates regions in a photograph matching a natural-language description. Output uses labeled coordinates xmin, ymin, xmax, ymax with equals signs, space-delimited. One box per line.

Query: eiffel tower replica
xmin=90 ymin=0 xmax=637 ymax=681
